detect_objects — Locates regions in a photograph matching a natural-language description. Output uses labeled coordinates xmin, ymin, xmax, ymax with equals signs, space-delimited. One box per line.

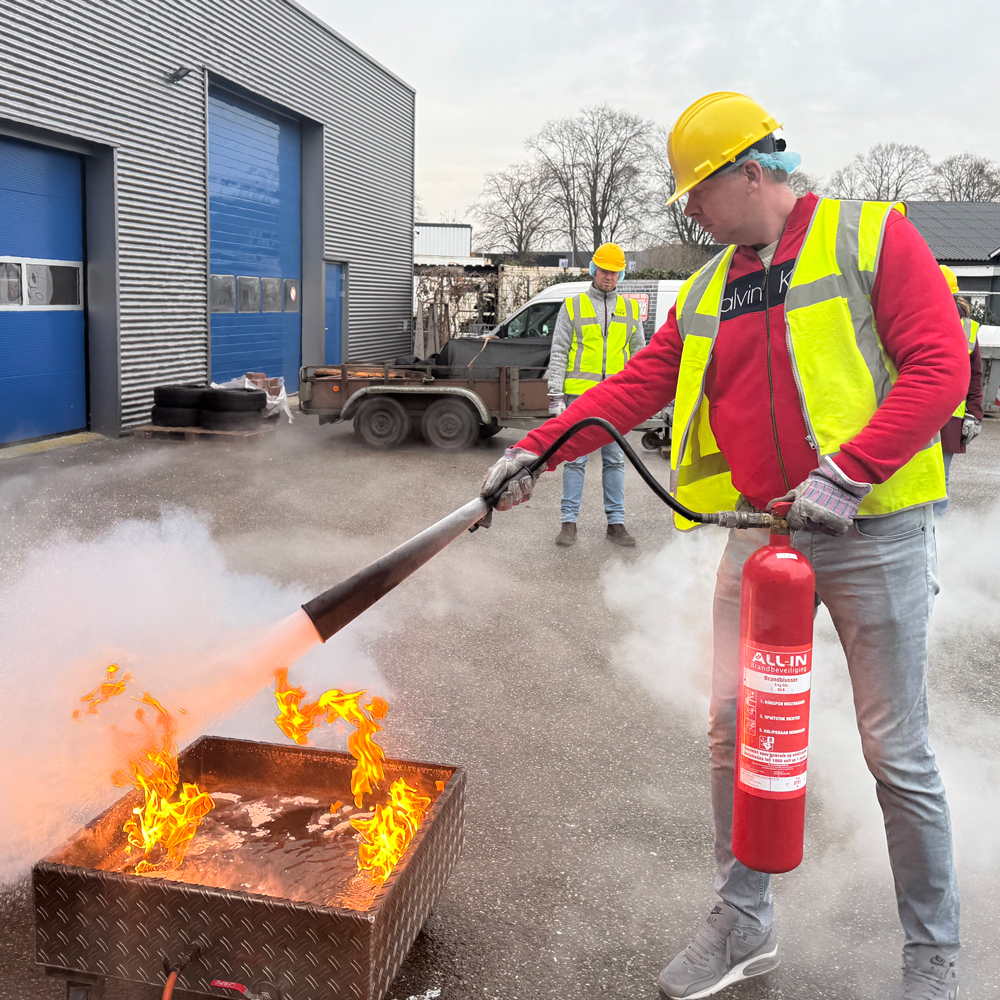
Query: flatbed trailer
xmin=298 ymin=362 xmax=670 ymax=453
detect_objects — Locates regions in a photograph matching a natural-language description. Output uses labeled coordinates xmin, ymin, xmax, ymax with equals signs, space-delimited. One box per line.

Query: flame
xmin=272 ymin=670 xmax=435 ymax=884
xmin=72 ymin=663 xmax=132 ymax=718
xmin=273 ymin=668 xmax=387 ymax=807
xmin=351 ymin=778 xmax=431 ymax=885
xmin=112 ymin=692 xmax=214 ymax=874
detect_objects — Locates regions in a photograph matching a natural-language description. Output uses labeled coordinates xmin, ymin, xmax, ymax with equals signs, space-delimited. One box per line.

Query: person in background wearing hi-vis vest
xmin=482 ymin=92 xmax=968 ymax=1000
xmin=546 ymin=241 xmax=645 ymax=547
xmin=934 ymin=265 xmax=983 ymax=516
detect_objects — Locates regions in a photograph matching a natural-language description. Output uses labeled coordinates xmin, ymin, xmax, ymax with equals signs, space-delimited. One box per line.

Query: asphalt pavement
xmin=2 ymin=413 xmax=999 ymax=1000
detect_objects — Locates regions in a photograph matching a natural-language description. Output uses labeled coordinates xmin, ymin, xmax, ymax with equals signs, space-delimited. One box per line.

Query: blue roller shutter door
xmin=208 ymin=89 xmax=302 ymax=389
xmin=0 ymin=137 xmax=85 ymax=443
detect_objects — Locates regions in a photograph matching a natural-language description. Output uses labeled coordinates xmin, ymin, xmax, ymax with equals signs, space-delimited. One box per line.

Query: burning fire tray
xmin=33 ymin=735 xmax=466 ymax=999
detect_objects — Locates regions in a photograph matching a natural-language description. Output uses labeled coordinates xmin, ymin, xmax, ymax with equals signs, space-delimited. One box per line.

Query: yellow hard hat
xmin=940 ymin=264 xmax=959 ymax=295
xmin=591 ymin=242 xmax=627 ymax=273
xmin=666 ymin=92 xmax=782 ymax=205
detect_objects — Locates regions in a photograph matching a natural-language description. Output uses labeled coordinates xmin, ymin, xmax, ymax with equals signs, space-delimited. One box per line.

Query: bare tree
xmin=788 ymin=170 xmax=824 ymax=198
xmin=929 ymin=153 xmax=1000 ymax=201
xmin=635 ymin=242 xmax=716 ymax=275
xmin=829 ymin=142 xmax=933 ymax=200
xmin=528 ymin=105 xmax=654 ymax=263
xmin=643 ymin=126 xmax=714 ymax=247
xmin=470 ymin=162 xmax=553 ymax=254
xmin=414 ymin=192 xmax=428 ymax=222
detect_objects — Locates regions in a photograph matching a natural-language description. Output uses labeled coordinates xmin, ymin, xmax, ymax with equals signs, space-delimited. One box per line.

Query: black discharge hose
xmin=517 ymin=417 xmax=772 ymax=530
xmin=302 ymin=417 xmax=772 ymax=642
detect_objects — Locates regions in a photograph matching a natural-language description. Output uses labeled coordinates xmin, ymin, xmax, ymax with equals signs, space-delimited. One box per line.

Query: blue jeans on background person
xmin=559 ymin=396 xmax=626 ymax=524
xmin=934 ymin=451 xmax=954 ymax=517
xmin=709 ymin=504 xmax=959 ymax=960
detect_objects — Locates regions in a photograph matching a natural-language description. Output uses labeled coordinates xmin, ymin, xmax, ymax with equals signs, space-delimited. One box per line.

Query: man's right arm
xmin=518 ymin=307 xmax=684 ymax=468
xmin=546 ymin=302 xmax=573 ymax=397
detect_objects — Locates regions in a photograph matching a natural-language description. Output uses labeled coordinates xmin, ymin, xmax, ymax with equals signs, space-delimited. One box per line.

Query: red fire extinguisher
xmin=732 ymin=501 xmax=816 ymax=874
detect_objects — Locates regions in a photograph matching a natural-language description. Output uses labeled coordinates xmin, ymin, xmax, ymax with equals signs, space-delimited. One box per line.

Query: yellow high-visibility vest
xmin=952 ymin=317 xmax=979 ymax=419
xmin=563 ymin=293 xmax=640 ymax=396
xmin=669 ymin=199 xmax=948 ymax=531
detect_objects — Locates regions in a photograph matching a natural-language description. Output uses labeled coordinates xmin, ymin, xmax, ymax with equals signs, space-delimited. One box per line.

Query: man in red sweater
xmin=482 ymin=93 xmax=968 ymax=1000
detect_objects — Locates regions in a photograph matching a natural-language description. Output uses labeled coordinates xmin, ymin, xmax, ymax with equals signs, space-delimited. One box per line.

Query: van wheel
xmin=354 ymin=397 xmax=411 ymax=449
xmin=421 ymin=398 xmax=479 ymax=451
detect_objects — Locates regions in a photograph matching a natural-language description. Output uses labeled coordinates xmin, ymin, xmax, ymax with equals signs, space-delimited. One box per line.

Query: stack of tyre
xmin=151 ymin=385 xmax=269 ymax=431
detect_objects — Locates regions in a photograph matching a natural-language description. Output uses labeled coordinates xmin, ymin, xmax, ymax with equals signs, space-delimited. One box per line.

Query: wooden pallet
xmin=132 ymin=422 xmax=276 ymax=443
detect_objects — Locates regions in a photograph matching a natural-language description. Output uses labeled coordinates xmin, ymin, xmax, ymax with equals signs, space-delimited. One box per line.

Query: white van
xmin=489 ymin=279 xmax=684 ymax=340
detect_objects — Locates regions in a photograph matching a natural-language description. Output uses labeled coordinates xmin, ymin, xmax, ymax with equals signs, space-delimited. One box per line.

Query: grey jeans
xmin=710 ymin=504 xmax=960 ymax=959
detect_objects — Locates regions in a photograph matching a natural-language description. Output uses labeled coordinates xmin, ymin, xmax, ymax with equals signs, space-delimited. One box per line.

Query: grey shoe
xmin=606 ymin=523 xmax=636 ymax=546
xmin=555 ymin=522 xmax=577 ymax=546
xmin=902 ymin=948 xmax=959 ymax=999
xmin=657 ymin=902 xmax=779 ymax=999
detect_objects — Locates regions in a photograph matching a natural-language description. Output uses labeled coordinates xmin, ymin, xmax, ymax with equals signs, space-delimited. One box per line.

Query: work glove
xmin=548 ymin=394 xmax=567 ymax=417
xmin=481 ymin=447 xmax=540 ymax=511
xmin=769 ymin=457 xmax=871 ymax=536
xmin=961 ymin=416 xmax=981 ymax=446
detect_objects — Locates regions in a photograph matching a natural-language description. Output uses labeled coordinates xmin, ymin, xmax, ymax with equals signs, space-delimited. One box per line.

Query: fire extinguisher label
xmin=738 ymin=641 xmax=812 ymax=799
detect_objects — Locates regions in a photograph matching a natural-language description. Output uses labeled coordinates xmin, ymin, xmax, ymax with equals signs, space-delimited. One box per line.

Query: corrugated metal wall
xmin=0 ymin=0 xmax=415 ymax=428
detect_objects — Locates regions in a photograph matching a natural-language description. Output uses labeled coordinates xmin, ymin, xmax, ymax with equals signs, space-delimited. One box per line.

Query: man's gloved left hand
xmin=481 ymin=447 xmax=540 ymax=511
xmin=548 ymin=394 xmax=567 ymax=416
xmin=961 ymin=416 xmax=981 ymax=446
xmin=769 ymin=457 xmax=872 ymax=536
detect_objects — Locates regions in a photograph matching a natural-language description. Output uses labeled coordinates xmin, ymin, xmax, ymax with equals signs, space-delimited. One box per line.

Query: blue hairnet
xmin=733 ymin=148 xmax=802 ymax=175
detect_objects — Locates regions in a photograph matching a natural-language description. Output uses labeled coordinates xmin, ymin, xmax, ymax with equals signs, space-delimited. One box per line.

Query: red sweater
xmin=520 ymin=194 xmax=969 ymax=510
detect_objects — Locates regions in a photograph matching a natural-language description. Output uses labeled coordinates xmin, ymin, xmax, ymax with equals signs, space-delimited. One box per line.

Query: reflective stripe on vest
xmin=563 ymin=293 xmax=638 ymax=396
xmin=952 ymin=317 xmax=979 ymax=419
xmin=669 ymin=198 xmax=946 ymax=531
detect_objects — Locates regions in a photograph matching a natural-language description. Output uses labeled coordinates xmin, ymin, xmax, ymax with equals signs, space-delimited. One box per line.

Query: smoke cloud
xmin=603 ymin=506 xmax=1000 ymax=991
xmin=0 ymin=509 xmax=388 ymax=883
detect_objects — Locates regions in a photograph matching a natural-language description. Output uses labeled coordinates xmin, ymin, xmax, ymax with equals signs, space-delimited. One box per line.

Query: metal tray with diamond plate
xmin=32 ymin=735 xmax=465 ymax=999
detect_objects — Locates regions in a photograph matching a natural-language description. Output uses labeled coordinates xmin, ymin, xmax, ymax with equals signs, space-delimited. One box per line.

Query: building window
xmin=237 ymin=276 xmax=260 ymax=312
xmin=26 ymin=263 xmax=80 ymax=306
xmin=210 ymin=274 xmax=236 ymax=313
xmin=0 ymin=262 xmax=21 ymax=306
xmin=261 ymin=277 xmax=282 ymax=312
xmin=283 ymin=278 xmax=301 ymax=312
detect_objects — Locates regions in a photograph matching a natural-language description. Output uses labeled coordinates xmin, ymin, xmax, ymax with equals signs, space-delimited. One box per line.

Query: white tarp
xmin=210 ymin=375 xmax=294 ymax=423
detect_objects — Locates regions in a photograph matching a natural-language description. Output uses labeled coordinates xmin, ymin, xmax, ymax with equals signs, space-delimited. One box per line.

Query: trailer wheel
xmin=421 ymin=398 xmax=479 ymax=451
xmin=354 ymin=396 xmax=411 ymax=449
xmin=642 ymin=430 xmax=666 ymax=452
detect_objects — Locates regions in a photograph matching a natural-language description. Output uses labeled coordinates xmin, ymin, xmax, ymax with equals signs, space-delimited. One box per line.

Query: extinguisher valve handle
xmin=710 ymin=510 xmax=773 ymax=530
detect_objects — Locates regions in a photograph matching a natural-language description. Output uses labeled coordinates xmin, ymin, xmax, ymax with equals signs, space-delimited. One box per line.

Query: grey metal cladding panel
xmin=0 ymin=0 xmax=413 ymax=426
xmin=1 ymin=0 xmax=211 ymax=427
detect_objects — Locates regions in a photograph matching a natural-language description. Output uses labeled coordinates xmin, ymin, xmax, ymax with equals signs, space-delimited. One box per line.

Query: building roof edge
xmin=277 ymin=0 xmax=415 ymax=94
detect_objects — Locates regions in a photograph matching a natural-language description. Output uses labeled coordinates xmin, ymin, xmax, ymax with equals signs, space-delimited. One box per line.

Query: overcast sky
xmin=301 ymin=0 xmax=1000 ymax=224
